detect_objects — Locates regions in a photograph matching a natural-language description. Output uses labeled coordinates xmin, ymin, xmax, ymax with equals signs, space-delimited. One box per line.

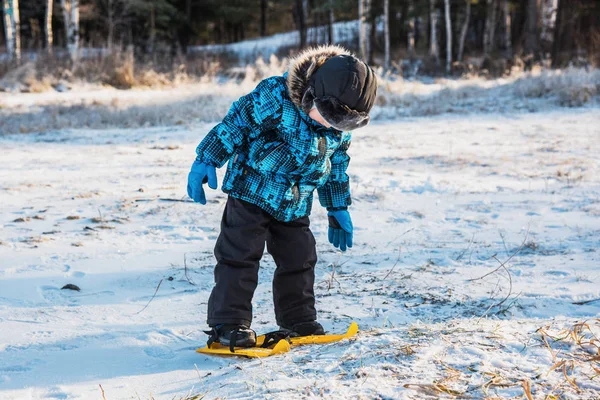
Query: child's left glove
xmin=187 ymin=160 xmax=218 ymax=204
xmin=328 ymin=210 xmax=353 ymax=252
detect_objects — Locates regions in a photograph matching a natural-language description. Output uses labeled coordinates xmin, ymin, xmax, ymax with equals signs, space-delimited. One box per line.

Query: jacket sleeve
xmin=317 ymin=132 xmax=352 ymax=210
xmin=195 ymin=78 xmax=283 ymax=167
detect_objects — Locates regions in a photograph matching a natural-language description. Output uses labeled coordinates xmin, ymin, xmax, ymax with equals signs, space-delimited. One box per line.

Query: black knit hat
xmin=302 ymin=55 xmax=377 ymax=131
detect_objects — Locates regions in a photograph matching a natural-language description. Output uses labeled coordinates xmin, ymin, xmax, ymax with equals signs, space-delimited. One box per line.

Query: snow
xmin=188 ymin=19 xmax=383 ymax=63
xmin=1 ymin=107 xmax=599 ymax=399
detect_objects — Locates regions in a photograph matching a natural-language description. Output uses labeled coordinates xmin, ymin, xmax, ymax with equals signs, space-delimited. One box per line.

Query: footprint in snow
xmin=544 ymin=270 xmax=570 ymax=277
xmin=38 ymin=286 xmax=78 ymax=306
xmin=44 ymin=387 xmax=69 ymax=399
xmin=144 ymin=346 xmax=176 ymax=359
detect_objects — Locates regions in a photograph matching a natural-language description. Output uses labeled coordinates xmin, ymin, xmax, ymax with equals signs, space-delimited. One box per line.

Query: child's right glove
xmin=187 ymin=160 xmax=218 ymax=204
xmin=327 ymin=210 xmax=353 ymax=252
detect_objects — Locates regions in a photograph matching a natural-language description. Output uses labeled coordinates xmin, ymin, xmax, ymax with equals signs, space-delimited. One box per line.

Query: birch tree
xmin=444 ymin=0 xmax=451 ymax=73
xmin=407 ymin=0 xmax=415 ymax=58
xmin=358 ymin=0 xmax=366 ymax=60
xmin=45 ymin=0 xmax=53 ymax=53
xmin=2 ymin=0 xmax=21 ymax=61
xmin=458 ymin=0 xmax=471 ymax=61
xmin=383 ymin=0 xmax=390 ymax=69
xmin=60 ymin=0 xmax=79 ymax=60
xmin=429 ymin=0 xmax=439 ymax=61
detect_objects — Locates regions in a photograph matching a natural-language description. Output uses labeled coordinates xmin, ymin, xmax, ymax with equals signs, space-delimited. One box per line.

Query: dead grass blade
xmin=522 ymin=380 xmax=534 ymax=400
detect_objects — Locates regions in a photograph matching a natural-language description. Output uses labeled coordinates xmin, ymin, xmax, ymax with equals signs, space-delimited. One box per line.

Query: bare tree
xmin=2 ymin=0 xmax=21 ymax=61
xmin=100 ymin=0 xmax=130 ymax=50
xmin=444 ymin=0 xmax=451 ymax=73
xmin=260 ymin=0 xmax=267 ymax=36
xmin=45 ymin=0 xmax=53 ymax=53
xmin=457 ymin=0 xmax=471 ymax=62
xmin=524 ymin=0 xmax=540 ymax=57
xmin=358 ymin=0 xmax=366 ymax=59
xmin=429 ymin=0 xmax=439 ymax=61
xmin=295 ymin=0 xmax=306 ymax=48
xmin=407 ymin=0 xmax=415 ymax=58
xmin=483 ymin=0 xmax=497 ymax=57
xmin=60 ymin=0 xmax=79 ymax=60
xmin=327 ymin=0 xmax=335 ymax=44
xmin=500 ymin=0 xmax=512 ymax=58
xmin=551 ymin=0 xmax=564 ymax=67
xmin=384 ymin=0 xmax=390 ymax=69
xmin=364 ymin=0 xmax=371 ymax=63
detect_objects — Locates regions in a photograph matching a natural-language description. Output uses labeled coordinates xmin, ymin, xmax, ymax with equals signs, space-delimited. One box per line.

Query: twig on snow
xmin=499 ymin=230 xmax=510 ymax=257
xmin=133 ymin=279 xmax=163 ymax=315
xmin=572 ymin=298 xmax=600 ymax=305
xmin=455 ymin=233 xmax=475 ymax=262
xmin=382 ymin=247 xmax=402 ymax=281
xmin=99 ymin=384 xmax=107 ymax=400
xmin=491 ymin=255 xmax=513 ymax=309
xmin=134 ymin=197 xmax=194 ymax=203
xmin=184 ymin=253 xmax=196 ymax=285
xmin=468 ymin=226 xmax=530 ymax=283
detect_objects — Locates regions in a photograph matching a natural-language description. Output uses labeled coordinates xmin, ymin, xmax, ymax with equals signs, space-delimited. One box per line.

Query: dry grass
xmin=537 ymin=319 xmax=600 ymax=396
xmin=0 ymin=50 xmax=225 ymax=93
xmin=1 ymin=52 xmax=599 ymax=134
xmin=375 ymin=66 xmax=600 ymax=117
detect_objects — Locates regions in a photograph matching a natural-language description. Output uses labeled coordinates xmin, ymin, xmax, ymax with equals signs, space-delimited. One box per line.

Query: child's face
xmin=308 ymin=107 xmax=332 ymax=128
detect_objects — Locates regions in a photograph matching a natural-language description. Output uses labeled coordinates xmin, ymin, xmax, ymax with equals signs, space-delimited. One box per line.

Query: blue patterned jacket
xmin=194 ymin=75 xmax=352 ymax=222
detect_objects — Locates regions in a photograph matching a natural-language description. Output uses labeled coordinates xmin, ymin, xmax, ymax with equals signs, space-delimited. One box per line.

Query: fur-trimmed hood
xmin=286 ymin=45 xmax=377 ymax=131
xmin=286 ymin=45 xmax=352 ymax=112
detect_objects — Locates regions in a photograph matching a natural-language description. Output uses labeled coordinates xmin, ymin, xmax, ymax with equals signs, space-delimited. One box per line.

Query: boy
xmin=187 ymin=45 xmax=377 ymax=348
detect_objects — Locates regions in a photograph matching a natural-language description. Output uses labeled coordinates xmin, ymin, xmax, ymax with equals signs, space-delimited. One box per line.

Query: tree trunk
xmin=444 ymin=0 xmax=452 ymax=73
xmin=384 ymin=0 xmax=390 ymax=69
xmin=551 ymin=0 xmax=563 ymax=67
xmin=107 ymin=0 xmax=114 ymax=50
xmin=2 ymin=0 xmax=20 ymax=61
xmin=407 ymin=0 xmax=415 ymax=58
xmin=483 ymin=0 xmax=497 ymax=57
xmin=296 ymin=0 xmax=306 ymax=48
xmin=358 ymin=0 xmax=366 ymax=59
xmin=60 ymin=0 xmax=79 ymax=60
xmin=500 ymin=0 xmax=512 ymax=58
xmin=365 ymin=0 xmax=372 ymax=63
xmin=430 ymin=0 xmax=439 ymax=61
xmin=2 ymin=0 xmax=14 ymax=60
xmin=524 ymin=0 xmax=540 ymax=57
xmin=458 ymin=0 xmax=470 ymax=61
xmin=328 ymin=0 xmax=334 ymax=44
xmin=186 ymin=0 xmax=191 ymax=23
xmin=45 ymin=0 xmax=53 ymax=53
xmin=260 ymin=0 xmax=267 ymax=36
xmin=149 ymin=4 xmax=155 ymax=54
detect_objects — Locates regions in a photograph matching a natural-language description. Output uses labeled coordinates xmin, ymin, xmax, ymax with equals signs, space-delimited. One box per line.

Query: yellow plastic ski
xmin=196 ymin=322 xmax=358 ymax=358
xmin=253 ymin=321 xmax=358 ymax=348
xmin=196 ymin=337 xmax=290 ymax=358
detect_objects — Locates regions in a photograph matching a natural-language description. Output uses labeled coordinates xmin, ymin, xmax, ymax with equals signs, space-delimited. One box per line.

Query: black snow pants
xmin=207 ymin=197 xmax=318 ymax=328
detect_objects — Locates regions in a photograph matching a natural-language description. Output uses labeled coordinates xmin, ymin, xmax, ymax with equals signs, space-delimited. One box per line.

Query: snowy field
xmin=1 ymin=107 xmax=599 ymax=399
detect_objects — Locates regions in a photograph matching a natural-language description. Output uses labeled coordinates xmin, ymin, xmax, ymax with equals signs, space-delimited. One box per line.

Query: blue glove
xmin=187 ymin=160 xmax=218 ymax=204
xmin=328 ymin=210 xmax=353 ymax=252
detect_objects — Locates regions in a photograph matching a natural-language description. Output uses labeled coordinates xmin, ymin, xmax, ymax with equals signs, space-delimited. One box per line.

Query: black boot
xmin=281 ymin=321 xmax=325 ymax=336
xmin=205 ymin=324 xmax=257 ymax=352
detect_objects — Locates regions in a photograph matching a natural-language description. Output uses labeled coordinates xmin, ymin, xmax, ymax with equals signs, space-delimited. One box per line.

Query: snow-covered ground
xmin=1 ymin=107 xmax=599 ymax=399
